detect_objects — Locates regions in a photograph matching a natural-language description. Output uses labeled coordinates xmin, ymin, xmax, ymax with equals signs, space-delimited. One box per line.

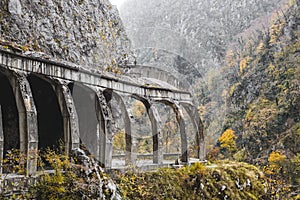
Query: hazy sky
xmin=110 ymin=0 xmax=126 ymax=8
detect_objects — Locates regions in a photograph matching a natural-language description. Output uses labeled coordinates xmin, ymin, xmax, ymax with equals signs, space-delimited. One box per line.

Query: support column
xmin=94 ymin=88 xmax=113 ymax=168
xmin=171 ymin=102 xmax=188 ymax=163
xmin=54 ymin=80 xmax=80 ymax=153
xmin=9 ymin=73 xmax=38 ymax=176
xmin=0 ymin=106 xmax=3 ymax=174
xmin=181 ymin=102 xmax=205 ymax=160
xmin=147 ymin=105 xmax=163 ymax=165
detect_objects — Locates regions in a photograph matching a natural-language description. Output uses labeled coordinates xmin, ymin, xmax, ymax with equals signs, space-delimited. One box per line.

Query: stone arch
xmin=131 ymin=95 xmax=163 ymax=164
xmin=133 ymin=47 xmax=202 ymax=84
xmin=0 ymin=70 xmax=20 ymax=159
xmin=26 ymin=75 xmax=80 ymax=153
xmin=27 ymin=74 xmax=64 ymax=151
xmin=68 ymin=82 xmax=100 ymax=160
xmin=153 ymin=99 xmax=188 ymax=163
xmin=0 ymin=69 xmax=38 ymax=175
xmin=180 ymin=102 xmax=205 ymax=160
xmin=103 ymin=89 xmax=134 ymax=166
xmin=0 ymin=70 xmax=20 ymax=174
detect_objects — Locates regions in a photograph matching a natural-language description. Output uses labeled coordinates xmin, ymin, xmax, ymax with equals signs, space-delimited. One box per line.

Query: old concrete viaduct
xmin=0 ymin=48 xmax=204 ymax=175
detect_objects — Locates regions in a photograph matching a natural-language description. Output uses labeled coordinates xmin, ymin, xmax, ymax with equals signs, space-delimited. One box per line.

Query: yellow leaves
xmin=266 ymin=151 xmax=287 ymax=175
xmin=105 ymin=65 xmax=122 ymax=75
xmin=239 ymin=56 xmax=250 ymax=73
xmin=229 ymin=82 xmax=241 ymax=96
xmin=218 ymin=129 xmax=237 ymax=153
xmin=269 ymin=20 xmax=285 ymax=46
xmin=113 ymin=130 xmax=126 ymax=153
xmin=109 ymin=20 xmax=113 ymax=28
xmin=245 ymin=98 xmax=277 ymax=124
xmin=268 ymin=151 xmax=286 ymax=163
xmin=225 ymin=49 xmax=236 ymax=67
xmin=2 ymin=149 xmax=26 ymax=174
xmin=21 ymin=45 xmax=30 ymax=51
xmin=99 ymin=30 xmax=106 ymax=41
xmin=256 ymin=40 xmax=265 ymax=53
xmin=132 ymin=101 xmax=146 ymax=118
xmin=268 ymin=63 xmax=275 ymax=71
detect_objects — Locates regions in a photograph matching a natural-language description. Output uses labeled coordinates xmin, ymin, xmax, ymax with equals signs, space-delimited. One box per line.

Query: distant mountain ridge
xmin=120 ymin=0 xmax=284 ymax=73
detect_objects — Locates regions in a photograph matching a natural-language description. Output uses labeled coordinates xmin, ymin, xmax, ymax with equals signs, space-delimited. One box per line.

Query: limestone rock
xmin=0 ymin=0 xmax=134 ymax=69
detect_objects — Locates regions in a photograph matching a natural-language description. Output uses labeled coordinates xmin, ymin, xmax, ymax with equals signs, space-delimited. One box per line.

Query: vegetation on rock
xmin=115 ymin=161 xmax=272 ymax=200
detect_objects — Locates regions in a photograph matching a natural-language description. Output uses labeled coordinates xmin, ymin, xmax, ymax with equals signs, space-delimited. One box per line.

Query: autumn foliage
xmin=218 ymin=129 xmax=237 ymax=155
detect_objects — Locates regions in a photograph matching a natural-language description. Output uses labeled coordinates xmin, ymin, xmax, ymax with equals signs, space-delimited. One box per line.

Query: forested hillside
xmin=120 ymin=0 xmax=287 ymax=148
xmin=121 ymin=0 xmax=284 ymax=70
xmin=223 ymin=1 xmax=300 ymax=164
xmin=120 ymin=0 xmax=300 ymax=197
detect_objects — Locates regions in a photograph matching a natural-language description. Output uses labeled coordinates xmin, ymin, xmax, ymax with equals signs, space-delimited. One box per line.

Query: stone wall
xmin=0 ymin=0 xmax=134 ymax=69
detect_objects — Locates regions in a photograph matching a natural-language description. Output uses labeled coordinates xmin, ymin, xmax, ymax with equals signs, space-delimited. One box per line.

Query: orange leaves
xmin=218 ymin=129 xmax=237 ymax=153
xmin=268 ymin=151 xmax=286 ymax=163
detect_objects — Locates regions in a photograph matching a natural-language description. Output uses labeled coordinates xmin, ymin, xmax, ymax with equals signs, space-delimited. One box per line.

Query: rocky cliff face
xmin=0 ymin=0 xmax=134 ymax=69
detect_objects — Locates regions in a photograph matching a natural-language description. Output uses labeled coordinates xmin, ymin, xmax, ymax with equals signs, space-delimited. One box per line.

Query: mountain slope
xmin=224 ymin=0 xmax=300 ymax=163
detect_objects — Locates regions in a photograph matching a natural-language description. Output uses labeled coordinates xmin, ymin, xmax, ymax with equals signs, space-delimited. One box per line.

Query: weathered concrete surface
xmin=0 ymin=48 xmax=205 ymax=171
xmin=94 ymin=88 xmax=113 ymax=168
xmin=145 ymin=102 xmax=163 ymax=164
xmin=129 ymin=65 xmax=188 ymax=90
xmin=0 ymin=0 xmax=134 ymax=69
xmin=0 ymin=49 xmax=193 ymax=102
xmin=6 ymin=72 xmax=38 ymax=175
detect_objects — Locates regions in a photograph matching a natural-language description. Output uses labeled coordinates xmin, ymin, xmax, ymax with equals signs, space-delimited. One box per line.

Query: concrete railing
xmin=0 ymin=49 xmax=193 ymax=102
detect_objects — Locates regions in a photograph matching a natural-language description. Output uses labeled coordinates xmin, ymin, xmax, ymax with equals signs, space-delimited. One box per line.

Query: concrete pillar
xmin=181 ymin=102 xmax=205 ymax=160
xmin=54 ymin=80 xmax=80 ymax=153
xmin=9 ymin=73 xmax=38 ymax=176
xmin=171 ymin=102 xmax=188 ymax=163
xmin=94 ymin=88 xmax=113 ymax=168
xmin=104 ymin=90 xmax=135 ymax=166
xmin=0 ymin=106 xmax=3 ymax=174
xmin=147 ymin=105 xmax=163 ymax=165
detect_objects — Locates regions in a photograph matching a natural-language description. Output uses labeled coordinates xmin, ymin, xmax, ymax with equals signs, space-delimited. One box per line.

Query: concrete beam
xmin=0 ymin=50 xmax=192 ymax=102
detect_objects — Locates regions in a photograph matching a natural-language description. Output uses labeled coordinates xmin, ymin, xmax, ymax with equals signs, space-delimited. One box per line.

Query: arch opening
xmin=28 ymin=75 xmax=64 ymax=150
xmin=69 ymin=83 xmax=100 ymax=159
xmin=110 ymin=94 xmax=127 ymax=167
xmin=0 ymin=72 xmax=20 ymax=158
xmin=152 ymin=102 xmax=181 ymax=163
xmin=127 ymin=97 xmax=153 ymax=165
